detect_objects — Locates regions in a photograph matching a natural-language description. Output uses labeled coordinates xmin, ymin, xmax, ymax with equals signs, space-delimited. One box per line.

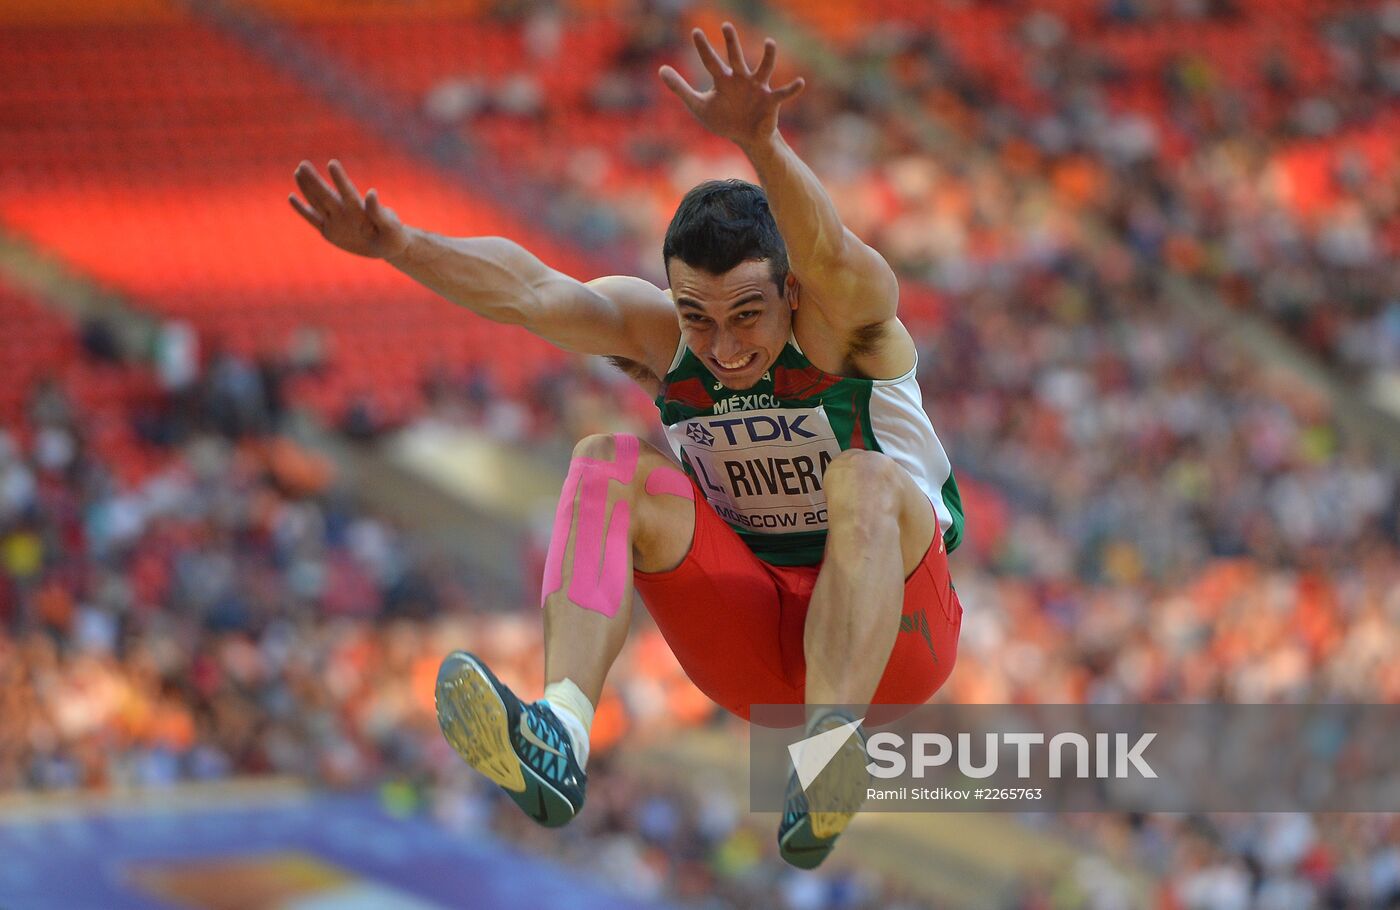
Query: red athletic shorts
xmin=633 ymin=480 xmax=962 ymax=725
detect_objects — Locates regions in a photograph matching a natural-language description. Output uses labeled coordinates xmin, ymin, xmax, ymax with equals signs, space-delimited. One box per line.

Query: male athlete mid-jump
xmin=290 ymin=23 xmax=964 ymax=868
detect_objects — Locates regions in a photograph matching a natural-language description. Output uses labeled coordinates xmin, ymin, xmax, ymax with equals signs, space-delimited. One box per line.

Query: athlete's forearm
xmin=387 ymin=229 xmax=576 ymax=327
xmin=739 ymin=130 xmax=849 ymax=273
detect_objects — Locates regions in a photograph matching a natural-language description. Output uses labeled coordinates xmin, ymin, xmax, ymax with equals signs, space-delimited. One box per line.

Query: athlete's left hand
xmin=659 ymin=22 xmax=805 ymax=149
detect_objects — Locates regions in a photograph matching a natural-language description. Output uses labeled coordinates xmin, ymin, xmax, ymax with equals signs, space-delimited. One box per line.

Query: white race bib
xmin=666 ymin=406 xmax=844 ymax=534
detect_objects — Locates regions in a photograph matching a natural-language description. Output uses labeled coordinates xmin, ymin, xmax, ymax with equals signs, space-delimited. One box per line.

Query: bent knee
xmin=571 ymin=432 xmax=628 ymax=462
xmin=568 ymin=433 xmax=682 ymax=505
xmin=570 ymin=433 xmax=648 ymax=482
xmin=825 ymin=449 xmax=904 ymax=513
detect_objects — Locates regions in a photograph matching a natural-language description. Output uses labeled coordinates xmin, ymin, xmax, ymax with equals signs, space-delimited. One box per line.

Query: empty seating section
xmin=0 ymin=8 xmax=581 ymax=424
xmin=241 ymin=0 xmax=494 ymax=23
xmin=0 ymin=0 xmax=179 ymax=26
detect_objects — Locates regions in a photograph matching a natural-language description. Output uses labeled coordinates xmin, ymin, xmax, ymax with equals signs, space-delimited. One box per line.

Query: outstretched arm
xmin=289 ymin=160 xmax=675 ymax=365
xmin=659 ymin=24 xmax=899 ymax=327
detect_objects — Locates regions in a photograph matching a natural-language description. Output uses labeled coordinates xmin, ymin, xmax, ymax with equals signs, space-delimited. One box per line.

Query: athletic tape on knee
xmin=644 ymin=465 xmax=694 ymax=500
xmin=541 ymin=433 xmax=639 ymax=617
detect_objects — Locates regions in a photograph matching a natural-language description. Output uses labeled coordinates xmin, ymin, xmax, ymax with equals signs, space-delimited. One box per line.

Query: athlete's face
xmin=668 ymin=258 xmax=796 ymax=391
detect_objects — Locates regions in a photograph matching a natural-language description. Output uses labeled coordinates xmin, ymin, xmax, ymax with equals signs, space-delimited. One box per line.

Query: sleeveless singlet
xmin=654 ymin=333 xmax=965 ymax=566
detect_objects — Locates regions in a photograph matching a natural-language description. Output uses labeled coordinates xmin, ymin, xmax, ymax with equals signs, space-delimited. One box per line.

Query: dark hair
xmin=662 ymin=179 xmax=789 ymax=291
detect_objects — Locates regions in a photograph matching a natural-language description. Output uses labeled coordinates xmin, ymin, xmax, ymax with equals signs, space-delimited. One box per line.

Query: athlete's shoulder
xmin=585 ymin=275 xmax=681 ymax=379
xmin=791 ymin=308 xmax=916 ymax=382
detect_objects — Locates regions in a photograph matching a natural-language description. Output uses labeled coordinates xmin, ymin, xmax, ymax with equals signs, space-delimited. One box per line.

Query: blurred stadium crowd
xmin=1 ymin=0 xmax=1398 ymax=908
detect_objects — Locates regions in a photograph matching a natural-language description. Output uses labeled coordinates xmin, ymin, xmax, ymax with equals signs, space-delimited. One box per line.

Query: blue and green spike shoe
xmin=778 ymin=713 xmax=869 ymax=869
xmin=434 ymin=650 xmax=586 ymax=828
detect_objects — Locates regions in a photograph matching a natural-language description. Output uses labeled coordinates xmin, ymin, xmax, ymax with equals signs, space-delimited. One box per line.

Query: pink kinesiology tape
xmin=645 ymin=466 xmax=694 ymax=501
xmin=541 ymin=434 xmax=640 ymax=617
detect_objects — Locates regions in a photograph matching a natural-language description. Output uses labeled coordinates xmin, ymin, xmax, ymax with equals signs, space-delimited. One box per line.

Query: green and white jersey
xmin=654 ymin=333 xmax=964 ymax=567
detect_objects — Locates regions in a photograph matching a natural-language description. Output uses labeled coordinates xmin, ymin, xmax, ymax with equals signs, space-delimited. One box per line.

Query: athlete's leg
xmin=779 ymin=449 xmax=940 ymax=863
xmin=541 ymin=432 xmax=696 ymax=706
xmin=804 ymin=449 xmax=938 ymax=708
xmin=436 ymin=432 xmax=695 ymax=827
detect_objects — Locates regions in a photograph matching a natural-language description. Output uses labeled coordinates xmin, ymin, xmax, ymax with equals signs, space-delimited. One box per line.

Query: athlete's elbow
xmin=493 ymin=299 xmax=537 ymax=327
xmin=509 ymin=281 xmax=594 ymax=341
xmin=450 ymin=292 xmax=534 ymax=328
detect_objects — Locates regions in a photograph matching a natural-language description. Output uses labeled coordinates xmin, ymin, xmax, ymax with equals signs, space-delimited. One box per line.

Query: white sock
xmin=543 ymin=678 xmax=594 ymax=770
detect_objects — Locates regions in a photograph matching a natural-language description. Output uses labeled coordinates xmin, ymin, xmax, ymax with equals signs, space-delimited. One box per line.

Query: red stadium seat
xmin=0 ymin=14 xmax=586 ymax=423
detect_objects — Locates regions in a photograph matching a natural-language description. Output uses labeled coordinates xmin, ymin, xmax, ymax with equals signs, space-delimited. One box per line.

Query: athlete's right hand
xmin=289 ymin=160 xmax=410 ymax=260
